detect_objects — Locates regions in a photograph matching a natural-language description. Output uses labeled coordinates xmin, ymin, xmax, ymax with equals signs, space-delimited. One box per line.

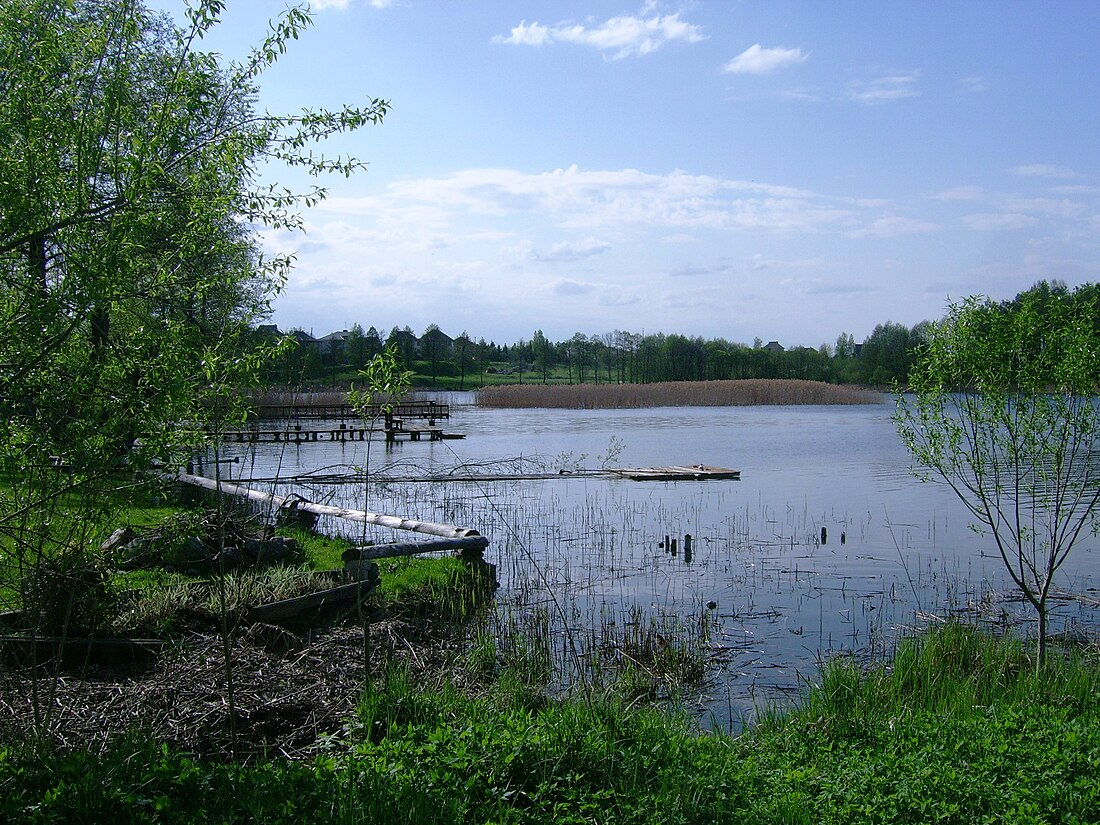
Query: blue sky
xmin=161 ymin=1 xmax=1100 ymax=348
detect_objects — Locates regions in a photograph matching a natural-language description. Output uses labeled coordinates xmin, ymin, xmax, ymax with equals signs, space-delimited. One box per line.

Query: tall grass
xmin=246 ymin=389 xmax=351 ymax=408
xmin=5 ymin=624 xmax=1098 ymax=824
xmin=477 ymin=379 xmax=883 ymax=409
xmin=769 ymin=621 xmax=1100 ymax=737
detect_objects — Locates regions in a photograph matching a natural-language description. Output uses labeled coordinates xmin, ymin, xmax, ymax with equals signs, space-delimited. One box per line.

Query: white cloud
xmin=309 ymin=0 xmax=393 ymax=9
xmin=779 ymin=88 xmax=822 ymax=102
xmin=723 ymin=44 xmax=807 ymax=75
xmin=1011 ymin=164 xmax=1076 ymax=179
xmin=963 ymin=212 xmax=1038 ymax=230
xmin=533 ymin=238 xmax=612 ymax=261
xmin=268 ymin=159 xmax=1100 ymax=345
xmin=371 ymin=166 xmax=848 ymax=235
xmin=848 ymin=214 xmax=937 ymax=238
xmin=933 ymin=186 xmax=986 ymax=202
xmin=493 ymin=10 xmax=704 ymax=59
xmin=848 ymin=72 xmax=920 ymax=103
xmin=1002 ymin=197 xmax=1085 ymax=219
xmin=550 ymin=279 xmax=596 ymax=296
xmin=957 ymin=75 xmax=987 ymax=94
xmin=669 ymin=262 xmax=732 ymax=277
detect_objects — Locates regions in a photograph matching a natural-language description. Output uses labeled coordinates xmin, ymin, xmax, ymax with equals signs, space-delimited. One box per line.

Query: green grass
xmin=374 ymin=554 xmax=495 ymax=623
xmin=1 ymin=474 xmax=488 ymax=636
xmin=2 ymin=623 xmax=1097 ymax=823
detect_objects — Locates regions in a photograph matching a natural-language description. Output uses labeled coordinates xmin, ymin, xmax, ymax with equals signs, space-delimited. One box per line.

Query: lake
xmin=210 ymin=395 xmax=1100 ymax=726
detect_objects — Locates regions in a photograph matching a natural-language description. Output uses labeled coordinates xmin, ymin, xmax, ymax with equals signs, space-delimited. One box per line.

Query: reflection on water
xmin=209 ymin=401 xmax=1100 ymax=726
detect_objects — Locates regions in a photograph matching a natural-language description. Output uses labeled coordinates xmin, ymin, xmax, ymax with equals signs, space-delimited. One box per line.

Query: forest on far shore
xmin=262 ymin=317 xmax=924 ymax=390
xmin=261 ymin=280 xmax=1083 ymax=391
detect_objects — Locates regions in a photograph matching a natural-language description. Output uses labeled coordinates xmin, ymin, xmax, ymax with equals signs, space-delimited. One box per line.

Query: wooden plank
xmin=246 ymin=578 xmax=378 ymax=624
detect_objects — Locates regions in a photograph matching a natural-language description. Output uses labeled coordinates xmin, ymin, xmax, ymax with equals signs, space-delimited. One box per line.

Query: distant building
xmin=288 ymin=330 xmax=319 ymax=345
xmin=763 ymin=341 xmax=785 ymax=353
xmin=419 ymin=326 xmax=454 ymax=357
xmin=317 ymin=330 xmax=351 ymax=356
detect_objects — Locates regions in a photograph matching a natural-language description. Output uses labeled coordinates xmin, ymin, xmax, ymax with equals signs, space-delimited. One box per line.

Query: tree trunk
xmin=1036 ymin=601 xmax=1047 ymax=670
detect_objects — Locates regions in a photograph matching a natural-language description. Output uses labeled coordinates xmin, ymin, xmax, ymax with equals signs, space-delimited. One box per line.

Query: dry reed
xmin=247 ymin=389 xmax=350 ymax=408
xmin=477 ymin=379 xmax=883 ymax=409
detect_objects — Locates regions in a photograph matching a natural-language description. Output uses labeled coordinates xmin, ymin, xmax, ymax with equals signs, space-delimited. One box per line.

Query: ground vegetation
xmin=0 ymin=623 xmax=1095 ymax=823
xmin=0 ymin=0 xmax=386 ymax=741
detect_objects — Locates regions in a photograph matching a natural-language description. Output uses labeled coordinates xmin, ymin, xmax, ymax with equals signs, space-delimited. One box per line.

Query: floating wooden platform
xmin=608 ymin=464 xmax=741 ymax=481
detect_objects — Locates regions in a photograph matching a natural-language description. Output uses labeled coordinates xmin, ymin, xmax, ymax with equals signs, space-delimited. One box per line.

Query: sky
xmin=156 ymin=1 xmax=1100 ymax=348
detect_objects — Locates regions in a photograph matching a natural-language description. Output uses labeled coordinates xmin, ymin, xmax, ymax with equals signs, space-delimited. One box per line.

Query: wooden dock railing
xmin=254 ymin=400 xmax=449 ymax=422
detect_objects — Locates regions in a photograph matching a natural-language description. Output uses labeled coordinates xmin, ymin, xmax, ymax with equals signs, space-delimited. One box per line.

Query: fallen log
xmin=345 ymin=536 xmax=490 ymax=561
xmin=174 ymin=473 xmax=481 ymax=539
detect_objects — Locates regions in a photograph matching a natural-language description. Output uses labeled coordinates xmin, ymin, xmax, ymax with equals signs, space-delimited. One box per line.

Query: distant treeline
xmin=261 ymin=321 xmax=928 ymax=388
xmin=260 ymin=280 xmax=1086 ymax=390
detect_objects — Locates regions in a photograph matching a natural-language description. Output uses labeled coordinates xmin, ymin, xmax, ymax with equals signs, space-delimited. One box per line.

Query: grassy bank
xmin=2 ymin=623 xmax=1096 ymax=823
xmin=477 ymin=379 xmax=883 ymax=409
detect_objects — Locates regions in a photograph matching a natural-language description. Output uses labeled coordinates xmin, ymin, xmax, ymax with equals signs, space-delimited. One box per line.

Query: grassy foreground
xmin=1 ymin=623 xmax=1097 ymax=824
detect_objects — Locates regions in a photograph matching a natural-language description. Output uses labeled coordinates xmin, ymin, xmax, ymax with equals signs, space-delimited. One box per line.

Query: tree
xmin=894 ymin=287 xmax=1100 ymax=664
xmin=346 ymin=323 xmax=368 ymax=371
xmin=531 ymin=329 xmax=552 ymax=383
xmin=453 ymin=331 xmax=473 ymax=390
xmin=860 ymin=321 xmax=918 ymax=385
xmin=421 ymin=323 xmax=444 ymax=386
xmin=0 ymin=0 xmax=387 ymax=471
xmin=364 ymin=326 xmax=384 ymax=360
xmin=0 ymin=0 xmax=387 ymax=728
xmin=835 ymin=332 xmax=857 ymax=359
xmin=567 ymin=333 xmax=588 ymax=383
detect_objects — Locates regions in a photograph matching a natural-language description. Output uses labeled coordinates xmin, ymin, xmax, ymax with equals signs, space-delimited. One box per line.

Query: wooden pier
xmin=254 ymin=400 xmax=449 ymax=423
xmin=217 ymin=400 xmax=463 ymax=443
xmin=217 ymin=422 xmax=464 ymax=444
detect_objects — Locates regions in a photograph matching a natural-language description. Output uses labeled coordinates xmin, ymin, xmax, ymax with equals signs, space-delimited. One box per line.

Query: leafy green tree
xmin=895 ymin=286 xmax=1100 ymax=664
xmin=0 ymin=0 xmax=387 ymax=720
xmin=364 ymin=325 xmax=384 ymax=360
xmin=346 ymin=323 xmax=368 ymax=371
xmin=421 ymin=323 xmax=448 ymax=386
xmin=453 ymin=331 xmax=474 ymax=390
xmin=531 ymin=329 xmax=552 ymax=383
xmin=0 ymin=0 xmax=387 ymax=473
xmin=860 ymin=322 xmax=918 ymax=385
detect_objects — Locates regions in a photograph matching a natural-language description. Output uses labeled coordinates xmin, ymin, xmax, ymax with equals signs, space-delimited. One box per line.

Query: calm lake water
xmin=210 ymin=395 xmax=1100 ymax=726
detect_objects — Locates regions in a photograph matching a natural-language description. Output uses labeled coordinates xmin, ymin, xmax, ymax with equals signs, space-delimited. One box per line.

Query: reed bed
xmin=246 ymin=389 xmax=350 ymax=408
xmin=477 ymin=379 xmax=883 ymax=409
